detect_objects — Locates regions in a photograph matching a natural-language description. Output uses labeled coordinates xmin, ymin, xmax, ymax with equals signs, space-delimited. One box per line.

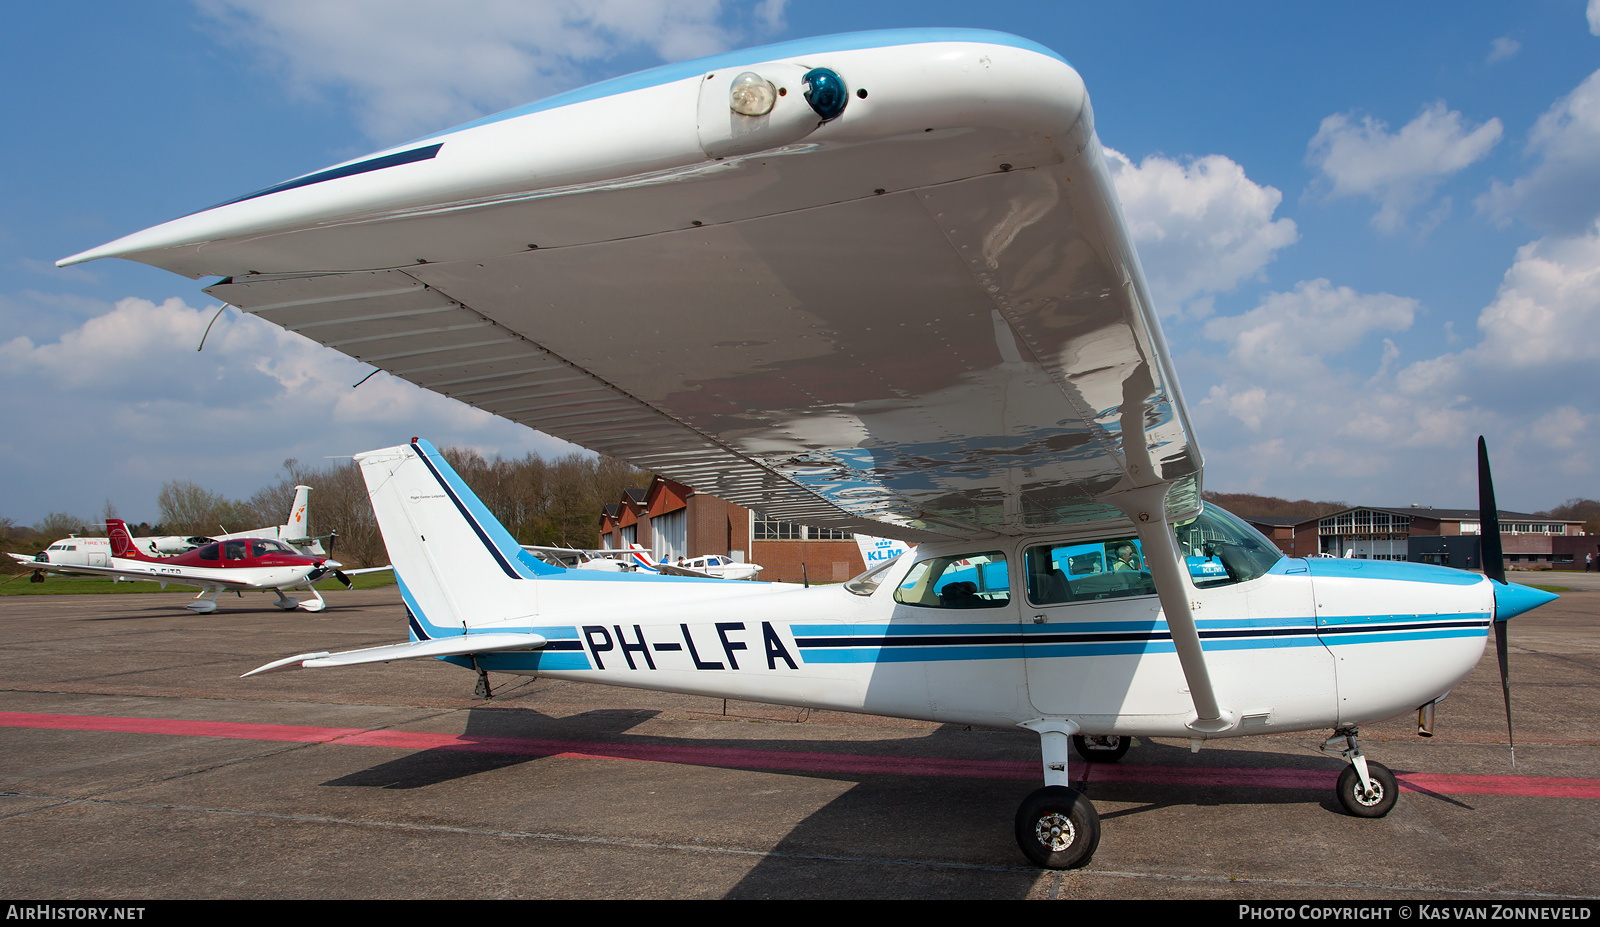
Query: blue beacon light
xmin=802 ymin=68 xmax=849 ymax=121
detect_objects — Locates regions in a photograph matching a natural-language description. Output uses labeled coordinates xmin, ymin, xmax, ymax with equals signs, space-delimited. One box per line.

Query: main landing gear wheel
xmin=1014 ymin=786 xmax=1101 ymax=869
xmin=1336 ymin=761 xmax=1398 ymax=818
xmin=1072 ymin=734 xmax=1131 ymax=763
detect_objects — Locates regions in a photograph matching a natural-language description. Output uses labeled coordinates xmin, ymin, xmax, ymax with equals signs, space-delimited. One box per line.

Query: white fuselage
xmin=415 ymin=538 xmax=1491 ymax=737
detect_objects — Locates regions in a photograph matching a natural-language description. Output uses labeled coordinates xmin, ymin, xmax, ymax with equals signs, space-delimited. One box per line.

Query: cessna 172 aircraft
xmin=61 ymin=29 xmax=1559 ymax=868
xmin=16 ymin=519 xmax=349 ymax=614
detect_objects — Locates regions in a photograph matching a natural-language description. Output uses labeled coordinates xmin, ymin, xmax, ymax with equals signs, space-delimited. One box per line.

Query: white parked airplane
xmin=15 ymin=519 xmax=347 ymax=613
xmin=16 ymin=485 xmax=326 ymax=578
xmin=142 ymin=484 xmax=326 ymax=556
xmin=622 ymin=544 xmax=764 ymax=581
xmin=64 ymin=29 xmax=1558 ymax=868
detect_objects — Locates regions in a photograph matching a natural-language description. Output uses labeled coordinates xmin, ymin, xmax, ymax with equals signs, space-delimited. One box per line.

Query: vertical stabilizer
xmin=285 ymin=485 xmax=311 ymax=538
xmin=357 ymin=440 xmax=561 ymax=636
xmin=106 ymin=519 xmax=151 ymax=561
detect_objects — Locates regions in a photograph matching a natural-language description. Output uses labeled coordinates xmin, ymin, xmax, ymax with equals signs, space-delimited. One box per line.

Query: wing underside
xmin=73 ymin=35 xmax=1203 ymax=542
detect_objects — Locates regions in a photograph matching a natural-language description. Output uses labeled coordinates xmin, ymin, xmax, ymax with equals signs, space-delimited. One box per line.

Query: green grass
xmin=0 ymin=569 xmax=395 ymax=596
xmin=1531 ymin=584 xmax=1570 ymax=593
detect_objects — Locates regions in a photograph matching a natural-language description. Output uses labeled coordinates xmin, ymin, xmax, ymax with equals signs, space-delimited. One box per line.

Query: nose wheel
xmin=1322 ymin=727 xmax=1399 ymax=818
xmin=1015 ymin=786 xmax=1101 ymax=869
xmin=1336 ymin=761 xmax=1397 ymax=817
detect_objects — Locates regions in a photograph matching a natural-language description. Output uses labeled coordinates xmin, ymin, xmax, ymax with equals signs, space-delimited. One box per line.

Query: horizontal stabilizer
xmin=242 ymin=632 xmax=547 ymax=677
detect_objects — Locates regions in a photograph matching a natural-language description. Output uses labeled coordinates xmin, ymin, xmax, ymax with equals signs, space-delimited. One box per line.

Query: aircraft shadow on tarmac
xmin=310 ymin=703 xmax=1455 ymax=894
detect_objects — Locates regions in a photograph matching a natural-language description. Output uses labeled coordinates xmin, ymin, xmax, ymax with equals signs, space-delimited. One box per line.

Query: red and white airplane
xmin=13 ymin=519 xmax=348 ymax=614
xmin=19 ymin=485 xmax=327 ymax=575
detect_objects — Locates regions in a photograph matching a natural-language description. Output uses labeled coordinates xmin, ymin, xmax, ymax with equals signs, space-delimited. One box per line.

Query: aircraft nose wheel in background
xmin=1336 ymin=762 xmax=1398 ymax=818
xmin=1072 ymin=734 xmax=1131 ymax=762
xmin=1015 ymin=786 xmax=1101 ymax=869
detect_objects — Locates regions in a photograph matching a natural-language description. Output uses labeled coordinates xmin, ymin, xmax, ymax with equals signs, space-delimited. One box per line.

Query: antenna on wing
xmin=197 ymin=303 xmax=233 ymax=351
xmin=1478 ymin=436 xmax=1514 ymax=767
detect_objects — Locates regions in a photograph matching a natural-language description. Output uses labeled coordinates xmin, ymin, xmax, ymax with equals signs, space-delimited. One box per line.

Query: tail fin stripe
xmin=410 ymin=441 xmax=547 ymax=581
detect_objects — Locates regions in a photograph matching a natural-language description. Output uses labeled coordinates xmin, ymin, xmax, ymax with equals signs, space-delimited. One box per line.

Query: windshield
xmin=1173 ymin=504 xmax=1284 ymax=588
xmin=843 ymin=553 xmax=903 ymax=596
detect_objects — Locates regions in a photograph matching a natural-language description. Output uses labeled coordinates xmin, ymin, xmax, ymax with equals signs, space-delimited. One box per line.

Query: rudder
xmin=357 ymin=439 xmax=560 ymax=636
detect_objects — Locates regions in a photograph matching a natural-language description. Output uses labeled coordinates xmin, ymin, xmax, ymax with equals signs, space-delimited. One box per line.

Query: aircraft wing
xmin=63 ymin=29 xmax=1200 ymax=541
xmin=7 ymin=557 xmax=257 ymax=589
xmin=241 ymin=631 xmax=548 ymax=676
xmin=650 ymin=562 xmax=717 ymax=579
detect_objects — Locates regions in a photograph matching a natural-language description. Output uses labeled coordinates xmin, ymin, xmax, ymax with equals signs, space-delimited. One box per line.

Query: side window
xmin=223 ymin=540 xmax=248 ymax=561
xmin=893 ymin=552 xmax=1010 ymax=609
xmin=1025 ymin=537 xmax=1157 ymax=605
xmin=197 ymin=543 xmax=220 ymax=562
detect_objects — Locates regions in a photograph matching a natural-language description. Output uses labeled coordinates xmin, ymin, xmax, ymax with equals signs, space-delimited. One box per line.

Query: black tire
xmin=1072 ymin=734 xmax=1131 ymax=762
xmin=1014 ymin=786 xmax=1101 ymax=869
xmin=1336 ymin=761 xmax=1398 ymax=818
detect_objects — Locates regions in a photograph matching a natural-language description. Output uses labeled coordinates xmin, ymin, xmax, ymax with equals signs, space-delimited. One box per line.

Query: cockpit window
xmin=893 ymin=552 xmax=1010 ymax=609
xmin=250 ymin=540 xmax=288 ymax=557
xmin=1174 ymin=504 xmax=1284 ymax=588
xmin=1025 ymin=537 xmax=1157 ymax=605
xmin=223 ymin=540 xmax=248 ymax=561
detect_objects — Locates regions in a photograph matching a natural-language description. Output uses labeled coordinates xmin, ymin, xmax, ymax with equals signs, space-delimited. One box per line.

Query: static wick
xmin=352 ymin=369 xmax=381 ymax=389
xmin=197 ymin=303 xmax=232 ymax=352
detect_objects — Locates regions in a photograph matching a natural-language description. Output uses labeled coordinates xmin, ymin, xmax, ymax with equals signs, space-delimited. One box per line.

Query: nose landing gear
xmin=1322 ymin=727 xmax=1399 ymax=818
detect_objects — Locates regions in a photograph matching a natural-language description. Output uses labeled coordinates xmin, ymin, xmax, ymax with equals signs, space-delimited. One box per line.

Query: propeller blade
xmin=1478 ymin=435 xmax=1514 ymax=765
xmin=1477 ymin=436 xmax=1505 ymax=584
xmin=1494 ymin=619 xmax=1514 ymax=767
xmin=335 ymin=570 xmax=353 ymax=590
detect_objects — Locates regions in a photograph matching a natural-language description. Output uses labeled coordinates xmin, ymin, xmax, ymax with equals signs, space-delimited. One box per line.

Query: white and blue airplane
xmin=60 ymin=28 xmax=1558 ymax=869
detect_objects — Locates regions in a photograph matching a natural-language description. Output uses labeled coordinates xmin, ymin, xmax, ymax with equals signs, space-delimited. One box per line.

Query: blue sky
xmin=4 ymin=1 xmax=1599 ymax=525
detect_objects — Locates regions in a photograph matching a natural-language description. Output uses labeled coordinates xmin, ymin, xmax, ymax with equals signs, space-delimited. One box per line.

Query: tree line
xmin=3 ymin=450 xmax=650 ymax=569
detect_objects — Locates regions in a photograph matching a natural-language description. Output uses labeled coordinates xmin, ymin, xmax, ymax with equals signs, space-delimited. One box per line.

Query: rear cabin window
xmin=893 ymin=552 xmax=1010 ymax=609
xmin=198 ymin=544 xmax=220 ymax=562
xmin=1025 ymin=537 xmax=1157 ymax=605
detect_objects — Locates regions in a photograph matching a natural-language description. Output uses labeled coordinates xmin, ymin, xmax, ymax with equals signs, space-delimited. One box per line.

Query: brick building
xmin=1240 ymin=506 xmax=1592 ymax=571
xmin=598 ymin=476 xmax=866 ymax=583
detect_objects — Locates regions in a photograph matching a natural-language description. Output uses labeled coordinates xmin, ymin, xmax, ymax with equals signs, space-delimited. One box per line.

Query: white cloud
xmin=197 ymin=0 xmax=787 ymax=143
xmin=1590 ymin=0 xmax=1600 ymax=36
xmin=1103 ymin=148 xmax=1298 ymax=316
xmin=0 ymin=296 xmax=579 ymax=522
xmin=1478 ymin=69 xmax=1600 ymax=235
xmin=1201 ymin=278 xmax=1416 ymax=378
xmin=1308 ymin=101 xmax=1502 ymax=231
xmin=1472 ymin=223 xmax=1600 ymax=366
xmin=1487 ymin=36 xmax=1521 ymax=64
xmin=1530 ymin=406 xmax=1588 ymax=450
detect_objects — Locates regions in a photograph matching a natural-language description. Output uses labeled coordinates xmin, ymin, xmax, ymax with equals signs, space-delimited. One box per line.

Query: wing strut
xmin=1106 ymin=482 xmax=1234 ymax=734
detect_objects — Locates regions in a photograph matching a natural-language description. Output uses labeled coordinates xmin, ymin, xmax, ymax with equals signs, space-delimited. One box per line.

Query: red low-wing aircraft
xmin=16 ymin=519 xmax=348 ymax=613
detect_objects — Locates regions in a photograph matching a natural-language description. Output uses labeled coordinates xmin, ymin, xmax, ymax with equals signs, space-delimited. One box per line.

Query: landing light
xmin=802 ymin=67 xmax=848 ymax=121
xmin=729 ymin=71 xmax=776 ymax=116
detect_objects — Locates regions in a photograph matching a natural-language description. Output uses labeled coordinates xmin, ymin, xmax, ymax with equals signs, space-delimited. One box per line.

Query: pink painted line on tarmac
xmin=3 ymin=710 xmax=1597 ymax=799
xmin=0 ymin=711 xmax=367 ymax=744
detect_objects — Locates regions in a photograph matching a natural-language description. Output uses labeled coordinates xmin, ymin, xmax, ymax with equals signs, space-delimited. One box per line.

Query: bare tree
xmin=33 ymin=512 xmax=88 ymax=538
